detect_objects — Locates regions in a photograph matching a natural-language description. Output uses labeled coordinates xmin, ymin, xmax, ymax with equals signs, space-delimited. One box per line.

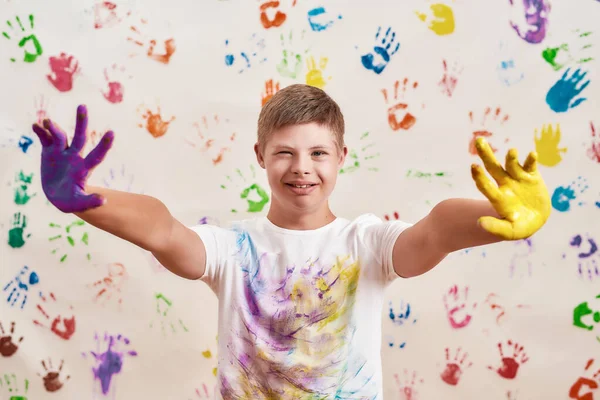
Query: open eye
xmin=312 ymin=151 xmax=326 ymax=156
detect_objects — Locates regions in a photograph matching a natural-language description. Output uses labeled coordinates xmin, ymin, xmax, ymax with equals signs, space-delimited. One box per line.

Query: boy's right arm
xmin=32 ymin=104 xmax=206 ymax=280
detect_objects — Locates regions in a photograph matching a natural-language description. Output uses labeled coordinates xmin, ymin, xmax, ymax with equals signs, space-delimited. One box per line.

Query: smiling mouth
xmin=286 ymin=184 xmax=317 ymax=188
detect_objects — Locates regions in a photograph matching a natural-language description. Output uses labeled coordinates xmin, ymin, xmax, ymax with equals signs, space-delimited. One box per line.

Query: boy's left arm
xmin=393 ymin=137 xmax=552 ymax=278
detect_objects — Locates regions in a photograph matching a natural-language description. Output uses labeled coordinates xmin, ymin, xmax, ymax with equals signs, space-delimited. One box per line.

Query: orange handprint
xmin=468 ymin=107 xmax=509 ymax=155
xmin=569 ymin=358 xmax=600 ymax=400
xmin=259 ymin=1 xmax=287 ymax=29
xmin=382 ymin=78 xmax=423 ymax=131
xmin=262 ymin=79 xmax=280 ymax=106
xmin=185 ymin=115 xmax=237 ymax=165
xmin=88 ymin=262 xmax=128 ymax=309
xmin=127 ymin=18 xmax=176 ymax=64
xmin=138 ymin=104 xmax=175 ymax=138
xmin=33 ymin=292 xmax=76 ymax=340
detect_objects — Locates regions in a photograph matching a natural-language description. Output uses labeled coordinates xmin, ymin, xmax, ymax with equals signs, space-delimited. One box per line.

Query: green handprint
xmin=221 ymin=165 xmax=270 ymax=213
xmin=542 ymin=30 xmax=593 ymax=72
xmin=48 ymin=220 xmax=90 ymax=262
xmin=150 ymin=293 xmax=189 ymax=336
xmin=0 ymin=373 xmax=29 ymax=400
xmin=2 ymin=14 xmax=43 ymax=63
xmin=339 ymin=132 xmax=380 ymax=174
xmin=14 ymin=170 xmax=36 ymax=205
xmin=8 ymin=213 xmax=30 ymax=248
xmin=276 ymin=30 xmax=308 ymax=79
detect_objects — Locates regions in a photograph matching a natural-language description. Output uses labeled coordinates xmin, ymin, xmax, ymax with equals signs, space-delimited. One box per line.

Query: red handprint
xmin=47 ymin=53 xmax=80 ymax=92
xmin=0 ymin=321 xmax=23 ymax=357
xmin=33 ymin=292 xmax=76 ymax=340
xmin=569 ymin=358 xmax=600 ymax=400
xmin=440 ymin=347 xmax=472 ymax=386
xmin=39 ymin=358 xmax=70 ymax=392
xmin=394 ymin=369 xmax=424 ymax=400
xmin=443 ymin=284 xmax=477 ymax=329
xmin=259 ymin=1 xmax=287 ymax=29
xmin=488 ymin=340 xmax=529 ymax=379
xmin=438 ymin=59 xmax=463 ymax=97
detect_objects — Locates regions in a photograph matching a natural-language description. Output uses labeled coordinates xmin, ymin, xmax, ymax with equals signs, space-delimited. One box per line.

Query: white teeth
xmin=293 ymin=184 xmax=309 ymax=188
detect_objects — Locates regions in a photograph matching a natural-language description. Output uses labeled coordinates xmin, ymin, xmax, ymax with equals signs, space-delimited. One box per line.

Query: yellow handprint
xmin=415 ymin=3 xmax=455 ymax=36
xmin=534 ymin=124 xmax=567 ymax=167
xmin=471 ymin=137 xmax=551 ymax=240
xmin=305 ymin=56 xmax=330 ymax=89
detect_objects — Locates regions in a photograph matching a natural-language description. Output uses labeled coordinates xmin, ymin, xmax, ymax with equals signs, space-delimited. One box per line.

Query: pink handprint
xmin=440 ymin=347 xmax=472 ymax=386
xmin=438 ymin=59 xmax=463 ymax=97
xmin=488 ymin=339 xmax=529 ymax=379
xmin=47 ymin=53 xmax=80 ymax=92
xmin=33 ymin=292 xmax=76 ymax=340
xmin=443 ymin=284 xmax=477 ymax=329
xmin=102 ymin=64 xmax=131 ymax=104
xmin=587 ymin=122 xmax=600 ymax=164
xmin=394 ymin=369 xmax=424 ymax=400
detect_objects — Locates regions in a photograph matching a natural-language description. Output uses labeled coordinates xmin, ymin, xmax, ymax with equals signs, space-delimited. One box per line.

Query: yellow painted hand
xmin=471 ymin=137 xmax=551 ymax=240
xmin=534 ymin=124 xmax=567 ymax=167
xmin=305 ymin=56 xmax=330 ymax=89
xmin=415 ymin=3 xmax=455 ymax=36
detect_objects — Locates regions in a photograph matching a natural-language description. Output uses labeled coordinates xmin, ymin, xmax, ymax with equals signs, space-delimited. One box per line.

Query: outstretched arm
xmin=392 ymin=137 xmax=551 ymax=278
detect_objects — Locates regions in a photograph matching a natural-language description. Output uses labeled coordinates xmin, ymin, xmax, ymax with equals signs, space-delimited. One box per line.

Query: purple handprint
xmin=546 ymin=68 xmax=590 ymax=113
xmin=31 ymin=105 xmax=114 ymax=213
xmin=82 ymin=332 xmax=137 ymax=397
xmin=508 ymin=0 xmax=551 ymax=44
xmin=570 ymin=234 xmax=599 ymax=280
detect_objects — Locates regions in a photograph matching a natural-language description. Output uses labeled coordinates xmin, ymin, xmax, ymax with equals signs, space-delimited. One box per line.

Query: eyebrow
xmin=273 ymin=145 xmax=332 ymax=150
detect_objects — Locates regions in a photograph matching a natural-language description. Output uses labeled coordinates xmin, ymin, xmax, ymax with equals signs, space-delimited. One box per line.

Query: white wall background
xmin=1 ymin=0 xmax=599 ymax=399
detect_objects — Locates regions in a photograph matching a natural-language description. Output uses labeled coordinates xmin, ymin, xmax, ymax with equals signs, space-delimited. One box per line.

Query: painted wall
xmin=0 ymin=0 xmax=599 ymax=399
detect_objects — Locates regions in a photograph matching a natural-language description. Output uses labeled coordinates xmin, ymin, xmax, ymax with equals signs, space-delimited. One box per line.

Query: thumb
xmin=478 ymin=216 xmax=515 ymax=240
xmin=68 ymin=193 xmax=105 ymax=213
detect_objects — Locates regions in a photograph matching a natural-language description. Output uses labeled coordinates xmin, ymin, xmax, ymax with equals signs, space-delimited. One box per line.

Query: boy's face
xmin=255 ymin=122 xmax=347 ymax=215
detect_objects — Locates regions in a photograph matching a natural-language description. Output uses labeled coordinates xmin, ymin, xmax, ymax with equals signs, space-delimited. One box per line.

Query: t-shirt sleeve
xmin=360 ymin=215 xmax=413 ymax=282
xmin=188 ymin=223 xmax=236 ymax=294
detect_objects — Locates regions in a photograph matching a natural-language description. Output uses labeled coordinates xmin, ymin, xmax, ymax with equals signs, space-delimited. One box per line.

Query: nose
xmin=291 ymin=154 xmax=311 ymax=175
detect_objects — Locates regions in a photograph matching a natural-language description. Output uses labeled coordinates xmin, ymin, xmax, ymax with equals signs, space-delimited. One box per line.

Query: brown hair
xmin=257 ymin=84 xmax=345 ymax=153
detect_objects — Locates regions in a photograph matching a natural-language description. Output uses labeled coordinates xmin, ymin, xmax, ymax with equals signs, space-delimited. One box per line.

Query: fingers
xmin=505 ymin=148 xmax=526 ymax=180
xmin=43 ymin=119 xmax=67 ymax=150
xmin=471 ymin=164 xmax=502 ymax=203
xmin=478 ymin=216 xmax=514 ymax=240
xmin=71 ymin=105 xmax=88 ymax=153
xmin=31 ymin=123 xmax=53 ymax=147
xmin=475 ymin=137 xmax=508 ymax=184
xmin=84 ymin=131 xmax=114 ymax=170
xmin=522 ymin=151 xmax=538 ymax=173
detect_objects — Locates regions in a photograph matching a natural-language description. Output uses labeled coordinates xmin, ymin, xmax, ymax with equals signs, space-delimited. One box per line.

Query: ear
xmin=254 ymin=143 xmax=265 ymax=169
xmin=337 ymin=146 xmax=348 ymax=168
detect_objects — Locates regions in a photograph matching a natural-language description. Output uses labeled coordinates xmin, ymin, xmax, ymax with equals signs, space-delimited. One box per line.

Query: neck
xmin=266 ymin=198 xmax=336 ymax=230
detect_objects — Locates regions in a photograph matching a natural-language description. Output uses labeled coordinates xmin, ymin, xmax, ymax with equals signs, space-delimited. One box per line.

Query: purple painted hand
xmin=508 ymin=0 xmax=551 ymax=44
xmin=31 ymin=105 xmax=114 ymax=213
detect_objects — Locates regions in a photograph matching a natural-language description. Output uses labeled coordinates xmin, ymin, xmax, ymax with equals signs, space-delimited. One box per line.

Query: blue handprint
xmin=386 ymin=299 xmax=417 ymax=349
xmin=546 ymin=68 xmax=590 ymax=113
xmin=551 ymin=177 xmax=588 ymax=212
xmin=3 ymin=265 xmax=40 ymax=309
xmin=361 ymin=26 xmax=400 ymax=75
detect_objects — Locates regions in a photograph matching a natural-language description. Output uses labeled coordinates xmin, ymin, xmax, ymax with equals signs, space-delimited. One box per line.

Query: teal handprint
xmin=546 ymin=68 xmax=590 ymax=113
xmin=551 ymin=177 xmax=588 ymax=212
xmin=13 ymin=171 xmax=36 ymax=205
xmin=221 ymin=165 xmax=270 ymax=213
xmin=2 ymin=14 xmax=43 ymax=63
xmin=339 ymin=132 xmax=380 ymax=174
xmin=48 ymin=220 xmax=90 ymax=262
xmin=276 ymin=30 xmax=309 ymax=79
xmin=8 ymin=213 xmax=30 ymax=249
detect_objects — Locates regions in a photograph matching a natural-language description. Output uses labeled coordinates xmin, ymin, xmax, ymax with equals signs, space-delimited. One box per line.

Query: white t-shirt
xmin=191 ymin=213 xmax=412 ymax=399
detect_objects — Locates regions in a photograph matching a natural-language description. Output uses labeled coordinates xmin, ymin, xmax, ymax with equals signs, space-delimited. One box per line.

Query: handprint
xmin=546 ymin=68 xmax=590 ymax=113
xmin=305 ymin=56 xmax=330 ymax=89
xmin=191 ymin=383 xmax=215 ymax=399
xmin=276 ymin=30 xmax=308 ymax=79
xmin=13 ymin=170 xmax=36 ymax=205
xmin=34 ymin=94 xmax=49 ymax=126
xmin=259 ymin=0 xmax=287 ymax=29
xmin=88 ymin=262 xmax=128 ymax=309
xmin=586 ymin=122 xmax=600 ymax=163
xmin=261 ymin=79 xmax=280 ymax=106
xmin=82 ymin=332 xmax=138 ymax=397
xmin=0 ymin=374 xmax=29 ymax=399
xmin=361 ymin=26 xmax=400 ymax=75
xmin=542 ymin=29 xmax=594 ymax=72
xmin=507 ymin=0 xmax=551 ymax=44
xmin=8 ymin=212 xmax=31 ymax=248
xmin=485 ymin=293 xmax=530 ymax=324
xmin=221 ymin=165 xmax=269 ymax=213
xmin=534 ymin=124 xmax=566 ymax=167
xmin=138 ymin=104 xmax=175 ymax=138
xmin=102 ymin=164 xmax=139 ymax=193
xmin=439 ymin=59 xmax=462 ymax=97
xmin=471 ymin=137 xmax=551 ymax=240
xmin=572 ymin=294 xmax=600 ymax=333
xmin=440 ymin=347 xmax=472 ymax=386
xmin=33 ymin=292 xmax=76 ymax=340
xmin=3 ymin=265 xmax=40 ymax=309
xmin=0 ymin=321 xmax=23 ymax=357
xmin=488 ymin=340 xmax=529 ymax=379
xmin=385 ymin=299 xmax=417 ymax=349
xmin=551 ymin=177 xmax=588 ymax=212
xmin=443 ymin=284 xmax=476 ymax=329
xmin=150 ymin=293 xmax=189 ymax=336
xmin=394 ymin=369 xmax=424 ymax=400
xmin=47 ymin=53 xmax=80 ymax=92
xmin=339 ymin=132 xmax=379 ymax=174
xmin=382 ymin=78 xmax=423 ymax=131
xmin=184 ymin=114 xmax=237 ymax=165
xmin=2 ymin=14 xmax=43 ymax=62
xmin=468 ymin=107 xmax=509 ymax=156
xmin=307 ymin=6 xmax=342 ymax=32
xmin=0 ymin=121 xmax=33 ymax=153
xmin=127 ymin=18 xmax=176 ymax=64
xmin=102 ymin=64 xmax=131 ymax=104
xmin=497 ymin=41 xmax=525 ymax=87
xmin=569 ymin=234 xmax=599 ymax=281
xmin=509 ymin=238 xmax=534 ymax=278
xmin=48 ymin=219 xmax=90 ymax=262
xmin=31 ymin=105 xmax=114 ymax=213
xmin=415 ymin=1 xmax=456 ymax=36
xmin=224 ymin=34 xmax=267 ymax=74
xmin=91 ymin=0 xmax=132 ymax=29
xmin=39 ymin=358 xmax=70 ymax=392
xmin=569 ymin=359 xmax=600 ymax=400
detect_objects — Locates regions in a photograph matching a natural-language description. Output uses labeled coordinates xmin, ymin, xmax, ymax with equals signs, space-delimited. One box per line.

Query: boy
xmin=31 ymin=84 xmax=551 ymax=399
